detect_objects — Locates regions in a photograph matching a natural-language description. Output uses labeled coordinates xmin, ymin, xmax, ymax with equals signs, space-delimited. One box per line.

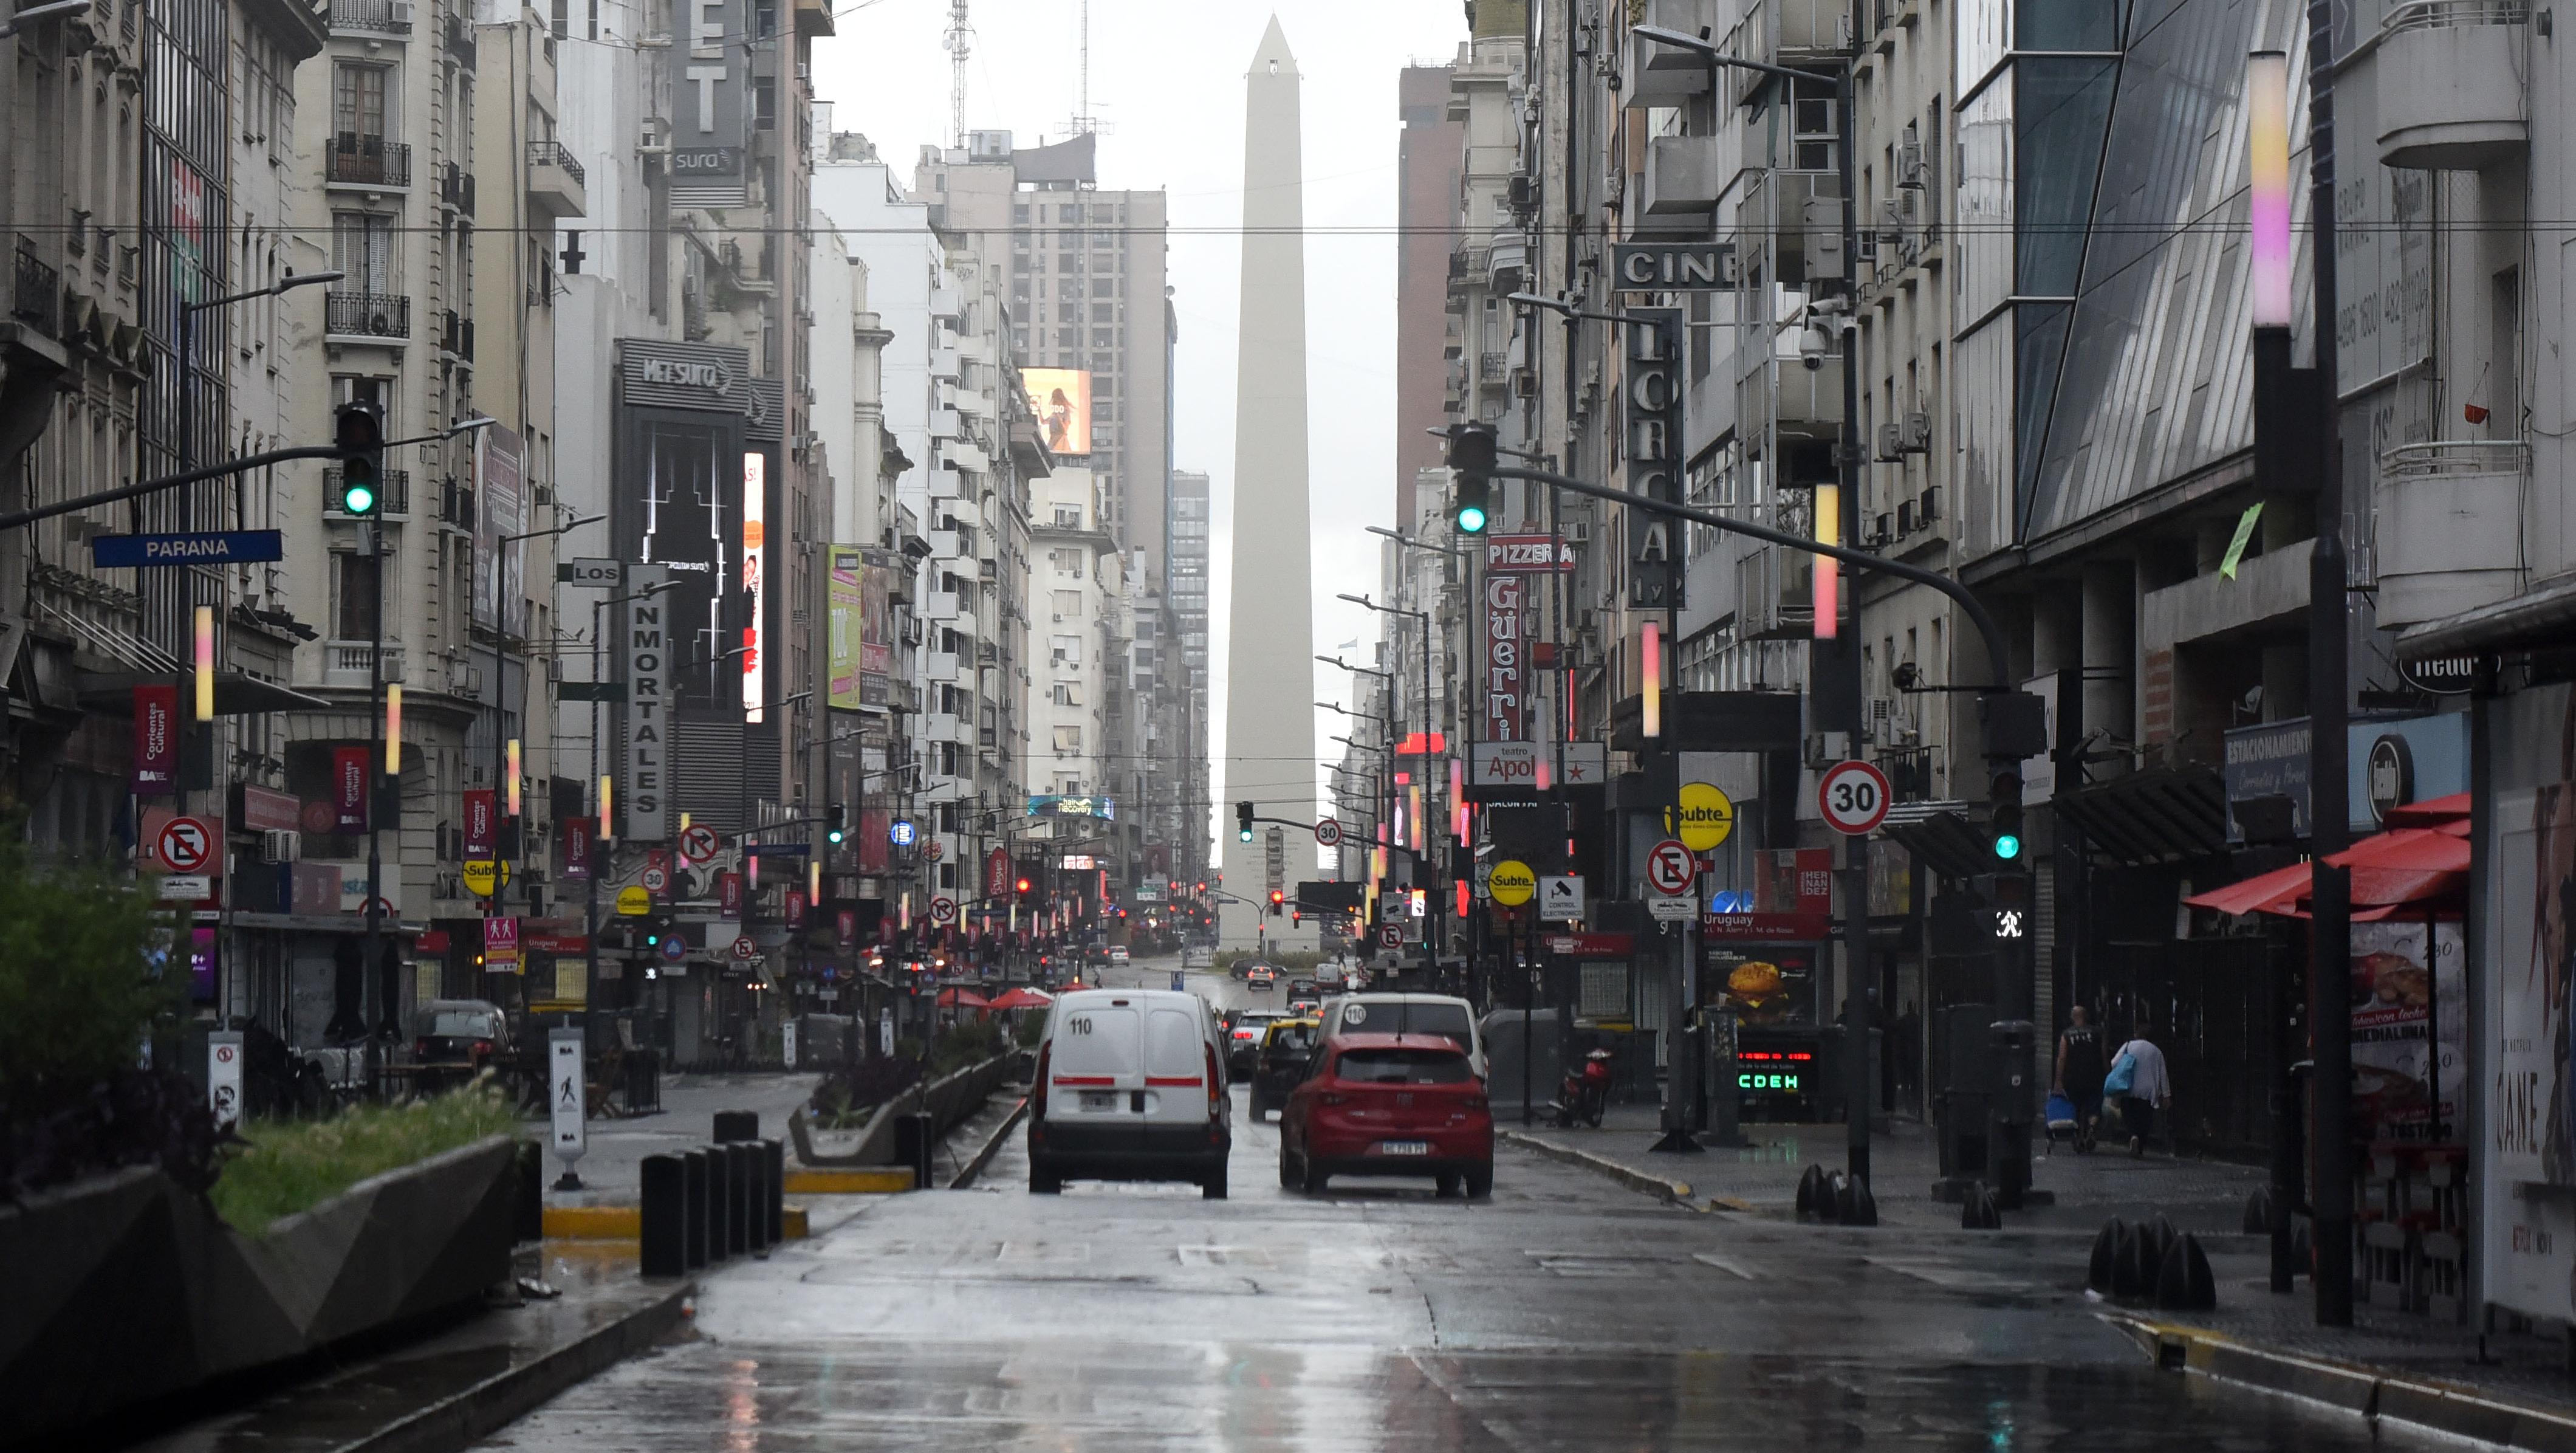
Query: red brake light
xmin=1204 ymin=1042 xmax=1222 ymax=1118
xmin=413 ymin=1037 xmax=430 ymax=1059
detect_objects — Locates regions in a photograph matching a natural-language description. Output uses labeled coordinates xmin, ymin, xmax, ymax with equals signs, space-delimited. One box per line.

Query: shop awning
xmin=936 ymin=986 xmax=990 ymax=1010
xmin=2182 ymin=818 xmax=2468 ymax=921
xmin=987 ymin=986 xmax=1053 ymax=1010
xmin=2050 ymin=766 xmax=2230 ymax=867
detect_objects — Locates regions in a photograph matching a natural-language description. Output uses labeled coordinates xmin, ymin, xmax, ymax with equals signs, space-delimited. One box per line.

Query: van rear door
xmin=1140 ymin=1003 xmax=1213 ymax=1154
xmin=1049 ymin=1000 xmax=1142 ymax=1132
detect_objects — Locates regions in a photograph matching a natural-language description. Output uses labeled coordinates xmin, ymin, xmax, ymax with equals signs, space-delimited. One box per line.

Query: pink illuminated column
xmin=2247 ymin=52 xmax=2292 ymax=328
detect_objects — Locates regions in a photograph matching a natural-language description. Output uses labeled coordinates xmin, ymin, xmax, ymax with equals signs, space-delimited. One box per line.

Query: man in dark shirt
xmin=2054 ymin=1004 xmax=2108 ymax=1146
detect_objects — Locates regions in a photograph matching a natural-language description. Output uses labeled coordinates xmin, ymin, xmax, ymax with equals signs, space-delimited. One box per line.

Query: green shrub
xmin=209 ymin=1082 xmax=519 ymax=1234
xmin=0 ymin=833 xmax=181 ymax=1118
xmin=931 ymin=1016 xmax=1004 ymax=1073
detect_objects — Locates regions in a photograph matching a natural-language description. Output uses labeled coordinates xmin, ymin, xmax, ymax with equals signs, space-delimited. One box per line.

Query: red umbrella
xmin=987 ymin=986 xmax=1054 ymax=1010
xmin=937 ymin=986 xmax=991 ymax=1010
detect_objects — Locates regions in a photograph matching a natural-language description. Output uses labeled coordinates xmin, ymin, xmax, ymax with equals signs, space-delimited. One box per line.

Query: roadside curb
xmin=343 ymin=1280 xmax=691 ymax=1453
xmin=1498 ymin=1128 xmax=1699 ymax=1209
xmin=2105 ymin=1313 xmax=2576 ymax=1452
xmin=950 ymin=1098 xmax=1029 ymax=1189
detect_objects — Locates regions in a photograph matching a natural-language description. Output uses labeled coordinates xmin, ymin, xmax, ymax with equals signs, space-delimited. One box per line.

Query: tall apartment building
xmin=1166 ymin=469 xmax=1211 ymax=882
xmin=1395 ymin=65 xmax=1462 ymax=531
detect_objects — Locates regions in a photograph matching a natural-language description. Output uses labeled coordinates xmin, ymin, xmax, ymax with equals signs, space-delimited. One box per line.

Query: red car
xmin=1278 ymin=1032 xmax=1492 ymax=1198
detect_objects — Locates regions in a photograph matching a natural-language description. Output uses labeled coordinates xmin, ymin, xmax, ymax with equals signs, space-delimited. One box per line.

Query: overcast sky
xmin=812 ymin=2 xmax=1470 ymax=845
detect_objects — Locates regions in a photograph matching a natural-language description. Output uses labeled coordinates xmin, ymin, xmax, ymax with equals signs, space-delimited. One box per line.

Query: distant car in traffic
xmin=1249 ymin=1017 xmax=1320 ymax=1119
xmin=1278 ymin=1032 xmax=1492 ymax=1197
xmin=1320 ymin=992 xmax=1485 ymax=1079
xmin=1285 ymin=997 xmax=1320 ymax=1019
xmin=411 ymin=999 xmax=512 ymax=1088
xmin=1245 ymin=966 xmax=1278 ymax=992
xmin=1108 ymin=945 xmax=1131 ymax=965
xmin=1028 ymin=988 xmax=1232 ymax=1198
xmin=1226 ymin=1009 xmax=1286 ymax=1077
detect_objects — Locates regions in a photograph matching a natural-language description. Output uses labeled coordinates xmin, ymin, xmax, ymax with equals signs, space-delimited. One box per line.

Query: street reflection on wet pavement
xmin=469 ymin=961 xmax=2433 ymax=1451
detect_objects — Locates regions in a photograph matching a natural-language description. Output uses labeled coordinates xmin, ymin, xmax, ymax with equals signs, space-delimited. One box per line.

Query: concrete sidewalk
xmin=1503 ymin=1105 xmax=2269 ymax=1232
xmin=534 ymin=1071 xmax=820 ymax=1208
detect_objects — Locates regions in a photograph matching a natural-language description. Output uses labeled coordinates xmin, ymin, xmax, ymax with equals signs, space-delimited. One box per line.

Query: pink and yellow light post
xmin=2247 ymin=52 xmax=2293 ymax=330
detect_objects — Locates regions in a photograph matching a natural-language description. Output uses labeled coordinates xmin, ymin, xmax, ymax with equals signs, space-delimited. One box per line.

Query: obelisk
xmin=1219 ymin=16 xmax=1318 ymax=949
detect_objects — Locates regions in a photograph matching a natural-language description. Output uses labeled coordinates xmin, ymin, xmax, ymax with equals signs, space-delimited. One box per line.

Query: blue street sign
xmin=91 ymin=531 xmax=286 ymax=568
xmin=1171 ymin=970 xmax=1185 ymax=992
xmin=746 ymin=842 xmax=812 ymax=857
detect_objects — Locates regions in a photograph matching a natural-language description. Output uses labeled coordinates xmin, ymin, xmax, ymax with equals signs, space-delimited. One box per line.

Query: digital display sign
xmin=1022 ymin=368 xmax=1093 ymax=456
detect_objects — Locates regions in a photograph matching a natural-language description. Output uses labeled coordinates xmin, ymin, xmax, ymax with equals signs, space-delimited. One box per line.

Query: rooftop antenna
xmin=1058 ymin=0 xmax=1103 ymax=140
xmin=942 ymin=0 xmax=972 ymax=149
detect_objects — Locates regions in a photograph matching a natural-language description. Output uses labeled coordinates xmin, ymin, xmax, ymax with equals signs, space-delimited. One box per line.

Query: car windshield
xmin=1266 ymin=1024 xmax=1317 ymax=1053
xmin=1335 ymin=1048 xmax=1473 ymax=1085
xmin=416 ymin=1008 xmax=499 ymax=1038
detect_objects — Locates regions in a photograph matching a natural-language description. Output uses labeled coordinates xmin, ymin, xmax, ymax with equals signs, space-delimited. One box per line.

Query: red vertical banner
xmin=332 ymin=746 xmax=369 ymax=831
xmin=561 ymin=817 xmax=593 ymax=879
xmin=837 ymin=909 xmax=856 ymax=946
xmin=1485 ymin=573 xmax=1524 ymax=742
xmin=986 ymin=846 xmax=1012 ymax=900
xmin=132 ymin=685 xmax=178 ymax=794
xmin=718 ymin=871 xmax=743 ymax=919
xmin=785 ymin=887 xmax=807 ymax=924
xmin=464 ymin=789 xmax=496 ymax=857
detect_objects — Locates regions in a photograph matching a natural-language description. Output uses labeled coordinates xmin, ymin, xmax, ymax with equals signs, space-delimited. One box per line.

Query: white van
xmin=1027 ymin=988 xmax=1233 ymax=1197
xmin=1318 ymin=992 xmax=1486 ymax=1079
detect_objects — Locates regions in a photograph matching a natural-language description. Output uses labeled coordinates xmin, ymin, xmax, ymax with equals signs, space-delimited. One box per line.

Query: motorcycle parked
xmin=1549 ymin=1048 xmax=1614 ymax=1128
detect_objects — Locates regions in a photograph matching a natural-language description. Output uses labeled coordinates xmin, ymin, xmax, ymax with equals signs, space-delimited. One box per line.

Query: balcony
xmin=442 ymin=10 xmax=474 ymax=66
xmin=925 ymin=649 xmax=962 ymax=682
xmin=526 ymin=140 xmax=588 ymax=219
xmin=2372 ymin=441 xmax=2527 ymax=627
xmin=923 ymin=588 xmax=961 ymax=621
xmin=439 ymin=162 xmax=475 ymax=216
xmin=2376 ymin=1 xmax=2529 ymax=170
xmin=327 ymin=0 xmax=413 ymax=36
xmin=1726 ymin=0 xmax=1851 ymax=101
xmin=1628 ymin=0 xmax=1718 ymax=103
xmin=1738 ymin=541 xmax=1815 ymax=639
xmin=326 ymin=137 xmax=411 ymax=190
xmin=439 ymin=477 xmax=476 ymax=530
xmin=321 ymin=642 xmax=403 ymax=690
xmin=439 ymin=309 xmax=474 ymax=362
xmin=1638 ymin=134 xmax=1727 ymax=235
xmin=12 ymin=236 xmax=59 ymax=338
xmin=324 ymin=467 xmax=411 ymax=519
xmin=324 ymin=290 xmax=410 ymax=342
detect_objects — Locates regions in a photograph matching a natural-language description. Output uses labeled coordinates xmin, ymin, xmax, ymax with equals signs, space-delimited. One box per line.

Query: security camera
xmin=1800 ymin=323 xmax=1829 ymax=372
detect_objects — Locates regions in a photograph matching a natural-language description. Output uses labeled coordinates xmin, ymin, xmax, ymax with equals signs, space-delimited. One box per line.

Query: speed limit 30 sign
xmin=1817 ymin=760 xmax=1893 ymax=836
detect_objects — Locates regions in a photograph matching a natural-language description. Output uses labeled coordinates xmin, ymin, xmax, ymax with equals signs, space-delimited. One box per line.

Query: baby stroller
xmin=2044 ymin=1091 xmax=2094 ymax=1155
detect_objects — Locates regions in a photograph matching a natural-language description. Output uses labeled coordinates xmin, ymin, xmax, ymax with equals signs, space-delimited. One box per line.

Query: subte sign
xmin=1817 ymin=760 xmax=1893 ymax=836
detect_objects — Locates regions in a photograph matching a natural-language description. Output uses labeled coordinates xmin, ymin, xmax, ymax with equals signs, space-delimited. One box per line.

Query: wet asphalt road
xmin=471 ymin=955 xmax=2434 ymax=1451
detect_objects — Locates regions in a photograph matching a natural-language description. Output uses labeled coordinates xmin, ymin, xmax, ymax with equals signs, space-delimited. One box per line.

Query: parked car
xmin=1028 ymin=988 xmax=1232 ymax=1198
xmin=1319 ymin=992 xmax=1485 ymax=1079
xmin=1249 ymin=1017 xmax=1321 ymax=1119
xmin=410 ymin=1000 xmax=512 ymax=1088
xmin=1227 ymin=1009 xmax=1286 ymax=1077
xmin=1277 ymin=1033 xmax=1492 ymax=1197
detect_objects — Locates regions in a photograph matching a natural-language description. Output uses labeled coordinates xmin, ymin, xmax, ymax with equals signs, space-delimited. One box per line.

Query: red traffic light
xmin=1269 ymin=890 xmax=1284 ymax=904
xmin=1015 ymin=877 xmax=1032 ymax=893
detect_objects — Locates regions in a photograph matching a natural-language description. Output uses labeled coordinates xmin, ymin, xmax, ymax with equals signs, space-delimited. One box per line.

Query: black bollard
xmin=682 ymin=1148 xmax=710 ymax=1270
xmin=762 ymin=1138 xmax=786 ymax=1244
xmin=2156 ymin=1232 xmax=2219 ymax=1310
xmin=731 ymin=1142 xmax=764 ymax=1254
xmin=641 ymin=1154 xmax=688 ymax=1278
xmin=714 ymin=1110 xmax=759 ymax=1142
xmin=513 ymin=1141 xmax=545 ymax=1244
xmin=2088 ymin=1218 xmax=2128 ymax=1292
xmin=703 ymin=1144 xmax=733 ymax=1261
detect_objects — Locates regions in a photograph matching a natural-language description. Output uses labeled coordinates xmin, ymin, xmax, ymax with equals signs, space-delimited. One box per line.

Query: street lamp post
xmin=1318 ymin=656 xmax=1397 ymax=950
xmin=1341 ymin=593 xmax=1440 ymax=980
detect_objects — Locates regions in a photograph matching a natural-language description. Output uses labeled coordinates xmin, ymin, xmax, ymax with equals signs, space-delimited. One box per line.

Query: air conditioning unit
xmin=262 ymin=829 xmax=301 ymax=863
xmin=1897 ymin=500 xmax=1916 ymax=535
xmin=388 ymin=0 xmax=413 ymax=25
xmin=379 ymin=647 xmax=408 ymax=683
xmin=1877 ymin=198 xmax=1906 ymax=246
xmin=1564 ymin=520 xmax=1592 ymax=545
xmin=639 ymin=119 xmax=668 ymax=152
xmin=1899 ymin=411 xmax=1933 ymax=453
xmin=1898 ymin=140 xmax=1928 ymax=187
xmin=1876 ymin=422 xmax=1902 ymax=461
xmin=1893 ymin=188 xmax=1924 ymax=227
xmin=1867 ymin=696 xmax=1898 ymax=744
xmin=1918 ymin=486 xmax=1941 ymax=523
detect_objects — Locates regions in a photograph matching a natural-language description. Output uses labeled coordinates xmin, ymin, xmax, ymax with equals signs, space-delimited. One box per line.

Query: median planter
xmin=789 ymin=1053 xmax=1018 ymax=1169
xmin=0 ymin=1134 xmax=518 ymax=1448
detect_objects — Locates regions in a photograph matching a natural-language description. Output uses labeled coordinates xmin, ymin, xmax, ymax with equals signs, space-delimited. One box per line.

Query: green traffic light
xmin=1456 ymin=503 xmax=1488 ymax=535
xmin=343 ymin=482 xmax=376 ymax=516
xmin=827 ymin=828 xmax=845 ymax=844
xmin=1994 ymin=833 xmax=2023 ymax=860
xmin=1238 ymin=828 xmax=1253 ymax=842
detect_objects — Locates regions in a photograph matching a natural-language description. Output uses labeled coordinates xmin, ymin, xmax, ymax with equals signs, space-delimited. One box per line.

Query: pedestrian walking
xmin=2102 ymin=1026 xmax=2171 ymax=1157
xmin=2052 ymin=1005 xmax=2107 ymax=1150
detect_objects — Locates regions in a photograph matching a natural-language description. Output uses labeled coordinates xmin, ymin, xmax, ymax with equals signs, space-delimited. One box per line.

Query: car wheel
xmin=1300 ymin=1156 xmax=1327 ymax=1196
xmin=1030 ymin=1164 xmax=1063 ymax=1195
xmin=1279 ymin=1152 xmax=1300 ymax=1189
xmin=1202 ymin=1167 xmax=1228 ymax=1200
xmin=1436 ymin=1172 xmax=1464 ymax=1198
xmin=1464 ymin=1166 xmax=1493 ymax=1199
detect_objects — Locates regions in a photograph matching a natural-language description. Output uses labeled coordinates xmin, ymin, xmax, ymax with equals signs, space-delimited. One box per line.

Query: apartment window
xmin=1092 ymin=303 xmax=1114 ymax=323
xmin=331 ymin=212 xmax=396 ymax=293
xmin=1051 ymin=634 xmax=1081 ymax=665
xmin=1013 ymin=204 xmax=1030 ymax=224
xmin=1052 ymin=588 xmax=1081 ymax=616
xmin=1052 ymin=726 xmax=1083 ymax=753
xmin=1060 ymin=204 xmax=1080 ymax=222
xmin=1051 ymin=682 xmax=1084 ymax=706
xmin=332 ymin=552 xmax=381 ymax=639
xmin=1053 ymin=504 xmax=1082 ymax=526
xmin=331 ymin=63 xmax=389 ymax=140
xmin=753 ymin=78 xmax=776 ymax=130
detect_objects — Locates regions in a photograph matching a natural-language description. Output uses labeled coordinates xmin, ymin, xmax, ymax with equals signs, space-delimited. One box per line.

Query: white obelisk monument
xmin=1218 ymin=16 xmax=1318 ymax=950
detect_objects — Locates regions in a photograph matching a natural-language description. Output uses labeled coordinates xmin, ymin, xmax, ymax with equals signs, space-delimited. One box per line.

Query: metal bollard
xmin=513 ymin=1141 xmax=545 ymax=1243
xmin=641 ymin=1154 xmax=688 ymax=1277
xmin=716 ymin=1142 xmax=746 ymax=1257
xmin=731 ymin=1142 xmax=766 ymax=1254
xmin=761 ymin=1137 xmax=785 ymax=1243
xmin=892 ymin=1110 xmax=936 ymax=1189
xmin=681 ymin=1148 xmax=710 ymax=1270
xmin=714 ymin=1109 xmax=759 ymax=1142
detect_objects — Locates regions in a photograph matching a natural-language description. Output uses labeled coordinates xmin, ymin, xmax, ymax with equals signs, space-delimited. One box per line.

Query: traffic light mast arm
xmin=0 ymin=445 xmax=357 ymax=531
xmin=1486 ymin=462 xmax=2014 ymax=693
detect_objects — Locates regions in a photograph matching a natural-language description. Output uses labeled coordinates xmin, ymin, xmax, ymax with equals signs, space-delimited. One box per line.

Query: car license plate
xmin=1080 ymin=1091 xmax=1117 ymax=1111
xmin=1378 ymin=1140 xmax=1430 ymax=1156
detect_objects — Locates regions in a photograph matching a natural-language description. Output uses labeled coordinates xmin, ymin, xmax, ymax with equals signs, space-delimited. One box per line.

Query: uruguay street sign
xmin=92 ymin=531 xmax=285 ymax=568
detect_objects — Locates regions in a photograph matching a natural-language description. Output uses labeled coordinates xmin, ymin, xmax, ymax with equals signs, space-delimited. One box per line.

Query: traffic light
xmin=334 ymin=402 xmax=385 ymax=517
xmin=1444 ymin=422 xmax=1496 ymax=535
xmin=1236 ymin=800 xmax=1255 ymax=842
xmin=1015 ymin=876 xmax=1033 ymax=895
xmin=1268 ymin=888 xmax=1285 ymax=918
xmin=643 ymin=915 xmax=666 ymax=949
xmin=1988 ymin=769 xmax=2025 ymax=862
xmin=825 ymin=803 xmax=847 ymax=845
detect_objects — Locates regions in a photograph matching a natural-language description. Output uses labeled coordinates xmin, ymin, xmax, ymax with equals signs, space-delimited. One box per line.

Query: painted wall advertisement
xmin=827 ymin=545 xmax=900 ymax=710
xmin=2350 ymin=920 xmax=2463 ymax=1140
xmin=828 ymin=546 xmax=865 ymax=709
xmin=2482 ymin=684 xmax=2576 ymax=1322
xmin=621 ymin=563 xmax=673 ymax=840
xmin=475 ymin=425 xmax=527 ymax=636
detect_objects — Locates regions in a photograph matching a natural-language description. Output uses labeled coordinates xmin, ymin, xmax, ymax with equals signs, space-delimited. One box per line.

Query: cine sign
xmin=1612 ymin=242 xmax=1739 ymax=290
